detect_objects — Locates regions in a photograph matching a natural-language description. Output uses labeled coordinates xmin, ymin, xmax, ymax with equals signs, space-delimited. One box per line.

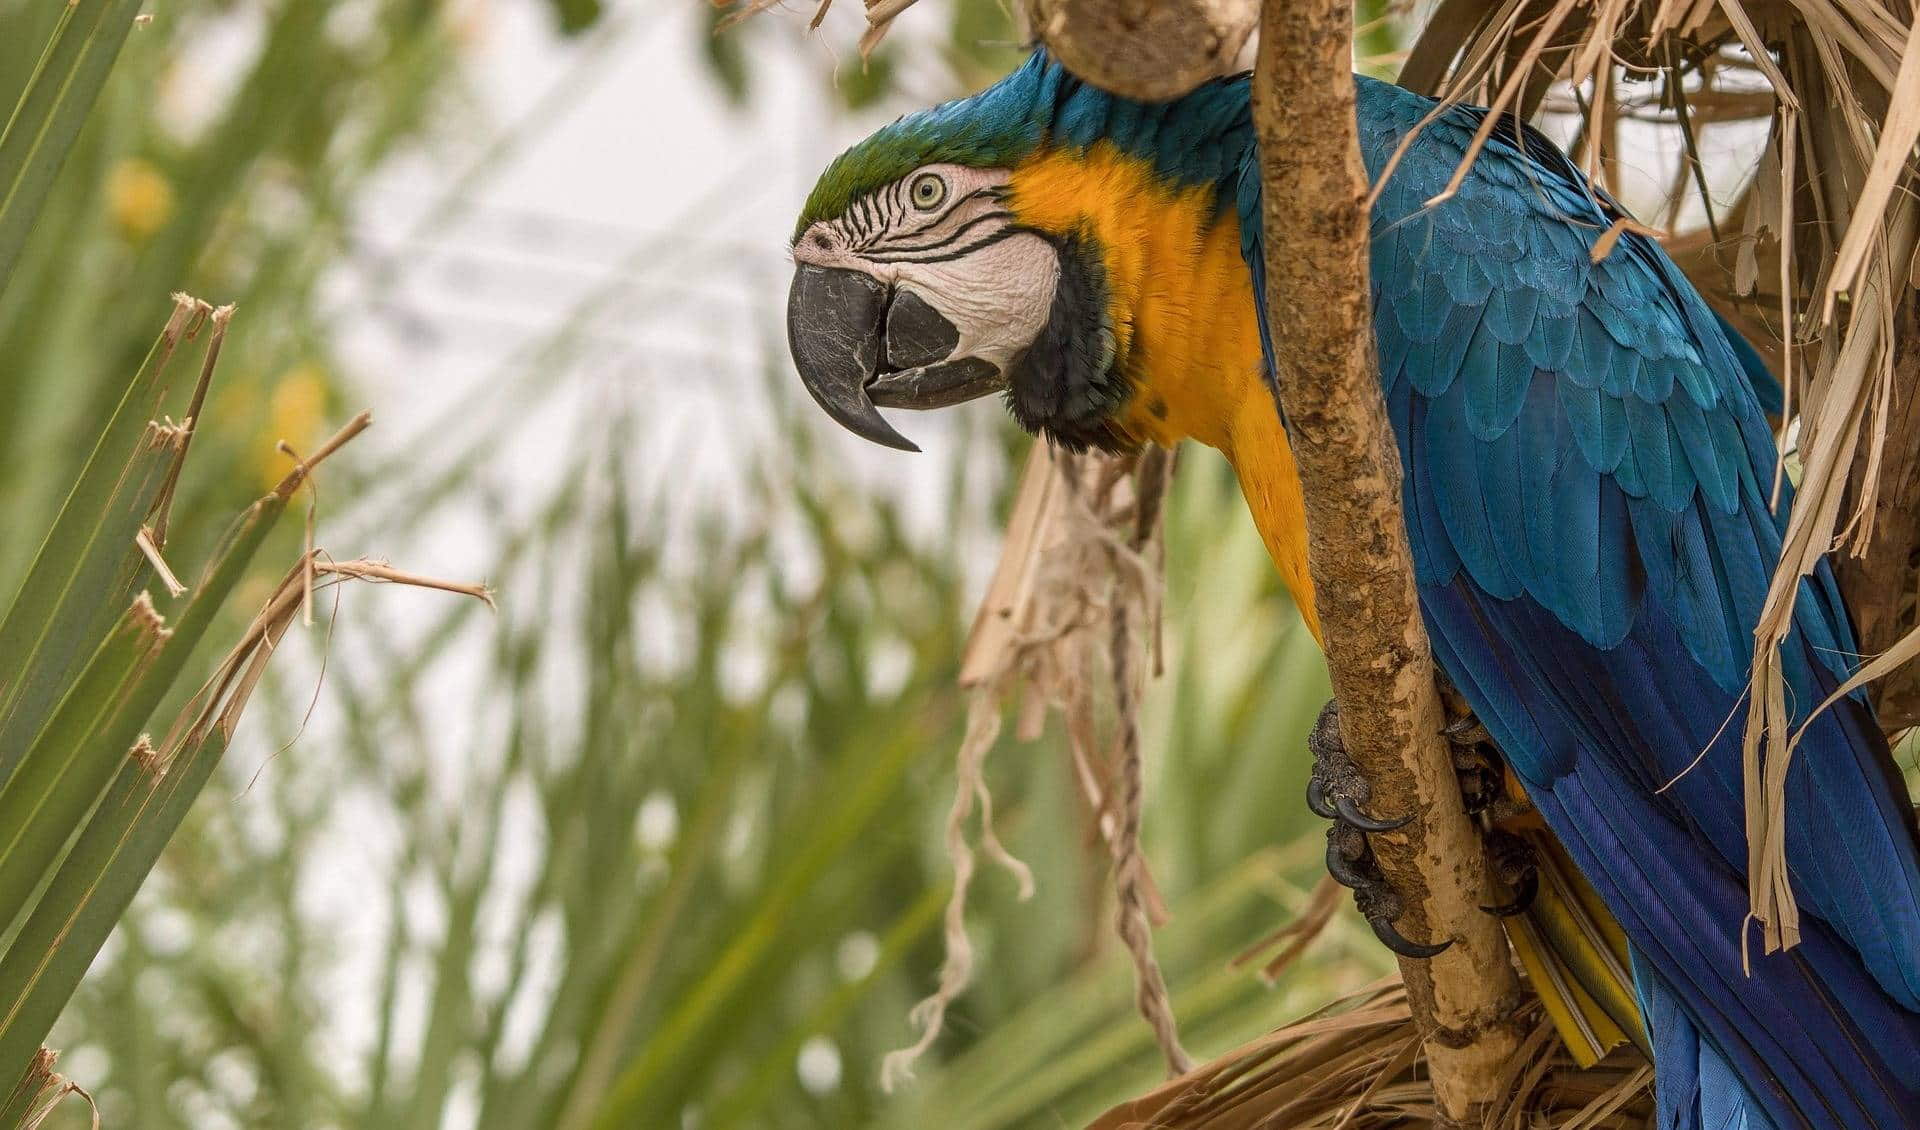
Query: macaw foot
xmin=1444 ymin=708 xmax=1533 ymax=823
xmin=1449 ymin=732 xmax=1505 ymax=816
xmin=1441 ymin=702 xmax=1540 ymax=915
xmin=1306 ymin=700 xmax=1453 ymax=959
xmin=1478 ymin=830 xmax=1540 ymax=917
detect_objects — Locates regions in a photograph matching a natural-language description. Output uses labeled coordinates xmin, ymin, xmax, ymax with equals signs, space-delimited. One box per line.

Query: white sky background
xmin=335 ymin=0 xmax=995 ymax=545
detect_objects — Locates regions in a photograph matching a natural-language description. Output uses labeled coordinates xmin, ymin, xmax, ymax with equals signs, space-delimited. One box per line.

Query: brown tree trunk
xmin=1024 ymin=0 xmax=1257 ymax=100
xmin=1251 ymin=2 xmax=1527 ymax=1122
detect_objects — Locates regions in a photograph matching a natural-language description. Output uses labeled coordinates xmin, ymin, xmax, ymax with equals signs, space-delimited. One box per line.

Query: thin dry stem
xmin=317 ymin=559 xmax=495 ymax=610
xmin=13 ymin=1050 xmax=99 ymax=1130
xmin=272 ymin=410 xmax=372 ymax=501
xmin=133 ymin=527 xmax=186 ymax=598
xmin=1230 ymin=874 xmax=1343 ymax=983
xmin=887 ymin=444 xmax=1187 ymax=1084
xmin=148 ymin=302 xmax=234 ymax=547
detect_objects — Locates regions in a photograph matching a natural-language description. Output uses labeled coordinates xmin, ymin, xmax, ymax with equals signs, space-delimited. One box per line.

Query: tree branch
xmin=1025 ymin=0 xmax=1256 ymax=100
xmin=1252 ymin=2 xmax=1525 ymax=1121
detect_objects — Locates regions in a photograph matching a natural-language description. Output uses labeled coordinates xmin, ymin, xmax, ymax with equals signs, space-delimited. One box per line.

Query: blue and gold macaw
xmin=785 ymin=51 xmax=1920 ymax=1128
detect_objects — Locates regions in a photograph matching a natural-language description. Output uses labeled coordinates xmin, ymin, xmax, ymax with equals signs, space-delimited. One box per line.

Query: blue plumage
xmin=1268 ymin=75 xmax=1920 ymax=1129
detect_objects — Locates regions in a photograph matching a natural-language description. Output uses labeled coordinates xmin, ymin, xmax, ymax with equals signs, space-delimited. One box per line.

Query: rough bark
xmin=1025 ymin=0 xmax=1257 ymax=101
xmin=1252 ymin=2 xmax=1526 ymax=1121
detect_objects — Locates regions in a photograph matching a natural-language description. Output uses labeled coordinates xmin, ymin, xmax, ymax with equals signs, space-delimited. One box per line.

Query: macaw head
xmin=786 ymin=53 xmax=1255 ymax=455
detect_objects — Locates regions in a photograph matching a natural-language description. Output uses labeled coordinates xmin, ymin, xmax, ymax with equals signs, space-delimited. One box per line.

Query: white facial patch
xmin=793 ymin=164 xmax=1060 ymax=373
xmin=888 ymin=232 xmax=1058 ymax=369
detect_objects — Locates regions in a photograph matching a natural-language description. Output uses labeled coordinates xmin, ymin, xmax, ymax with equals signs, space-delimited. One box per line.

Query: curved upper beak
xmin=786 ymin=265 xmax=1002 ymax=452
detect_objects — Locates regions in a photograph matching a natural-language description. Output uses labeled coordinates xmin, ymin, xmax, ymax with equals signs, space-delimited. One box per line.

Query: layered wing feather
xmin=1237 ymin=75 xmax=1920 ymax=1128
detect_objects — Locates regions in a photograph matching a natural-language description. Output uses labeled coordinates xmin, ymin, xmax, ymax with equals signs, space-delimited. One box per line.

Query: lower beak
xmin=786 ymin=265 xmax=1003 ymax=452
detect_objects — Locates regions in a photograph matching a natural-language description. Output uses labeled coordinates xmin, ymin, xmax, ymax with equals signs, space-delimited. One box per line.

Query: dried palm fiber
xmin=882 ymin=444 xmax=1191 ymax=1086
xmin=1089 ymin=977 xmax=1654 ymax=1130
xmin=714 ymin=0 xmax=921 ymax=56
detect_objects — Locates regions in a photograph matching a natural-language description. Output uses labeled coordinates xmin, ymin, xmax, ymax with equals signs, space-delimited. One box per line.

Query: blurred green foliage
xmin=0 ymin=0 xmax=463 ymax=586
xmin=48 ymin=389 xmax=1371 ymax=1130
xmin=2 ymin=3 xmax=1402 ymax=1128
xmin=548 ymin=0 xmax=605 ymax=37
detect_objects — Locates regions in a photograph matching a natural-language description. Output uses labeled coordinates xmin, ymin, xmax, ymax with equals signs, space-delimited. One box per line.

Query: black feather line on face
xmin=1004 ymin=227 xmax=1134 ymax=454
xmin=868 ymin=211 xmax=1016 ymax=260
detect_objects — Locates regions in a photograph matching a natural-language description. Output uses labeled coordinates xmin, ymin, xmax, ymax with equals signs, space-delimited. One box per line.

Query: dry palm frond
xmin=714 ymin=0 xmax=923 ymax=56
xmin=884 ymin=444 xmax=1191 ymax=1087
xmin=1232 ymin=874 xmax=1345 ymax=982
xmin=1090 ymin=978 xmax=1652 ymax=1130
xmin=6 ymin=1048 xmax=99 ymax=1130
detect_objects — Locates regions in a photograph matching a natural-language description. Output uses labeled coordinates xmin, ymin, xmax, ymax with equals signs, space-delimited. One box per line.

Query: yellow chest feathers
xmin=1004 ymin=145 xmax=1322 ymax=641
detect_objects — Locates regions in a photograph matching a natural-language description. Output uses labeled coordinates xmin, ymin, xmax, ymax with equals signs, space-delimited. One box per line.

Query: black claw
xmin=1479 ymin=870 xmax=1538 ymax=917
xmin=1306 ymin=776 xmax=1337 ymax=820
xmin=1308 ymin=696 xmax=1456 ymax=962
xmin=1367 ymin=915 xmax=1454 ymax=959
xmin=1480 ymin=831 xmax=1540 ymax=917
xmin=1325 ymin=837 xmax=1371 ymax=890
xmin=1335 ymin=795 xmax=1412 ymax=833
xmin=1443 ymin=714 xmax=1492 ymax=748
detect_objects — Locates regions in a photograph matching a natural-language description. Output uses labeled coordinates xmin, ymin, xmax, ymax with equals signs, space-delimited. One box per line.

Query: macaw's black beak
xmin=786 ymin=265 xmax=1003 ymax=453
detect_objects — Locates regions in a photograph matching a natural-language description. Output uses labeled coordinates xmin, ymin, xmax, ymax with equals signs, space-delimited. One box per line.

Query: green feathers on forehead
xmin=793 ymin=54 xmax=1053 ymax=241
xmin=792 ymin=51 xmax=1256 ymax=242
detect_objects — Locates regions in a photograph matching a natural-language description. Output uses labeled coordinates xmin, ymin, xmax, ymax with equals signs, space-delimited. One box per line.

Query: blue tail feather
xmin=1424 ymin=577 xmax=1920 ymax=1129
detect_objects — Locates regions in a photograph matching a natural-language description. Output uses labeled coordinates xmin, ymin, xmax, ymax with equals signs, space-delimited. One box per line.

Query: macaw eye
xmin=909 ymin=173 xmax=947 ymax=211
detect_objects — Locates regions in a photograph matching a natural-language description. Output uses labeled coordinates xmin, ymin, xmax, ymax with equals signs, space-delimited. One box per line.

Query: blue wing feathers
xmin=1485 ymin=280 xmax=1539 ymax=344
xmin=1463 ymin=323 xmax=1533 ymax=437
xmin=1240 ymin=70 xmax=1920 ymax=1128
xmin=1426 ymin=303 xmax=1483 ymax=395
xmin=1665 ymin=391 xmax=1736 ymax=513
xmin=1528 ymin=309 xmax=1576 ymax=370
xmin=1444 ymin=246 xmax=1496 ymax=304
xmin=1426 ymin=583 xmax=1920 ymax=1128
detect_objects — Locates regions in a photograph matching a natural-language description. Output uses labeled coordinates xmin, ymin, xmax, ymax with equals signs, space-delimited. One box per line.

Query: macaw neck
xmin=1005 ymin=142 xmax=1323 ymax=639
xmin=1007 ymin=143 xmax=1257 ymax=452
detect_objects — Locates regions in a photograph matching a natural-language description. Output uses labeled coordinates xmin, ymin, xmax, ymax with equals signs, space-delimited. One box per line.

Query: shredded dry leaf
xmin=1090 ymin=978 xmax=1650 ymax=1130
xmin=11 ymin=1048 xmax=100 ymax=1130
xmin=883 ymin=444 xmax=1190 ymax=1087
xmin=152 ymin=411 xmax=486 ymax=772
xmin=1231 ymin=874 xmax=1344 ymax=983
xmin=714 ymin=0 xmax=924 ymax=57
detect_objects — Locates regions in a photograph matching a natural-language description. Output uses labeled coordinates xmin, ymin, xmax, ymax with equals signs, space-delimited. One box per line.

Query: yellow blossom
xmin=255 ymin=363 xmax=331 ymax=491
xmin=106 ymin=158 xmax=175 ymax=242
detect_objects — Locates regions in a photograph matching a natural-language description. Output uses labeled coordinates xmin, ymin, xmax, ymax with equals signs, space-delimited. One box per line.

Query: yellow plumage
xmin=1007 ymin=144 xmax=1321 ymax=641
xmin=1007 ymin=144 xmax=1642 ymax=1060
